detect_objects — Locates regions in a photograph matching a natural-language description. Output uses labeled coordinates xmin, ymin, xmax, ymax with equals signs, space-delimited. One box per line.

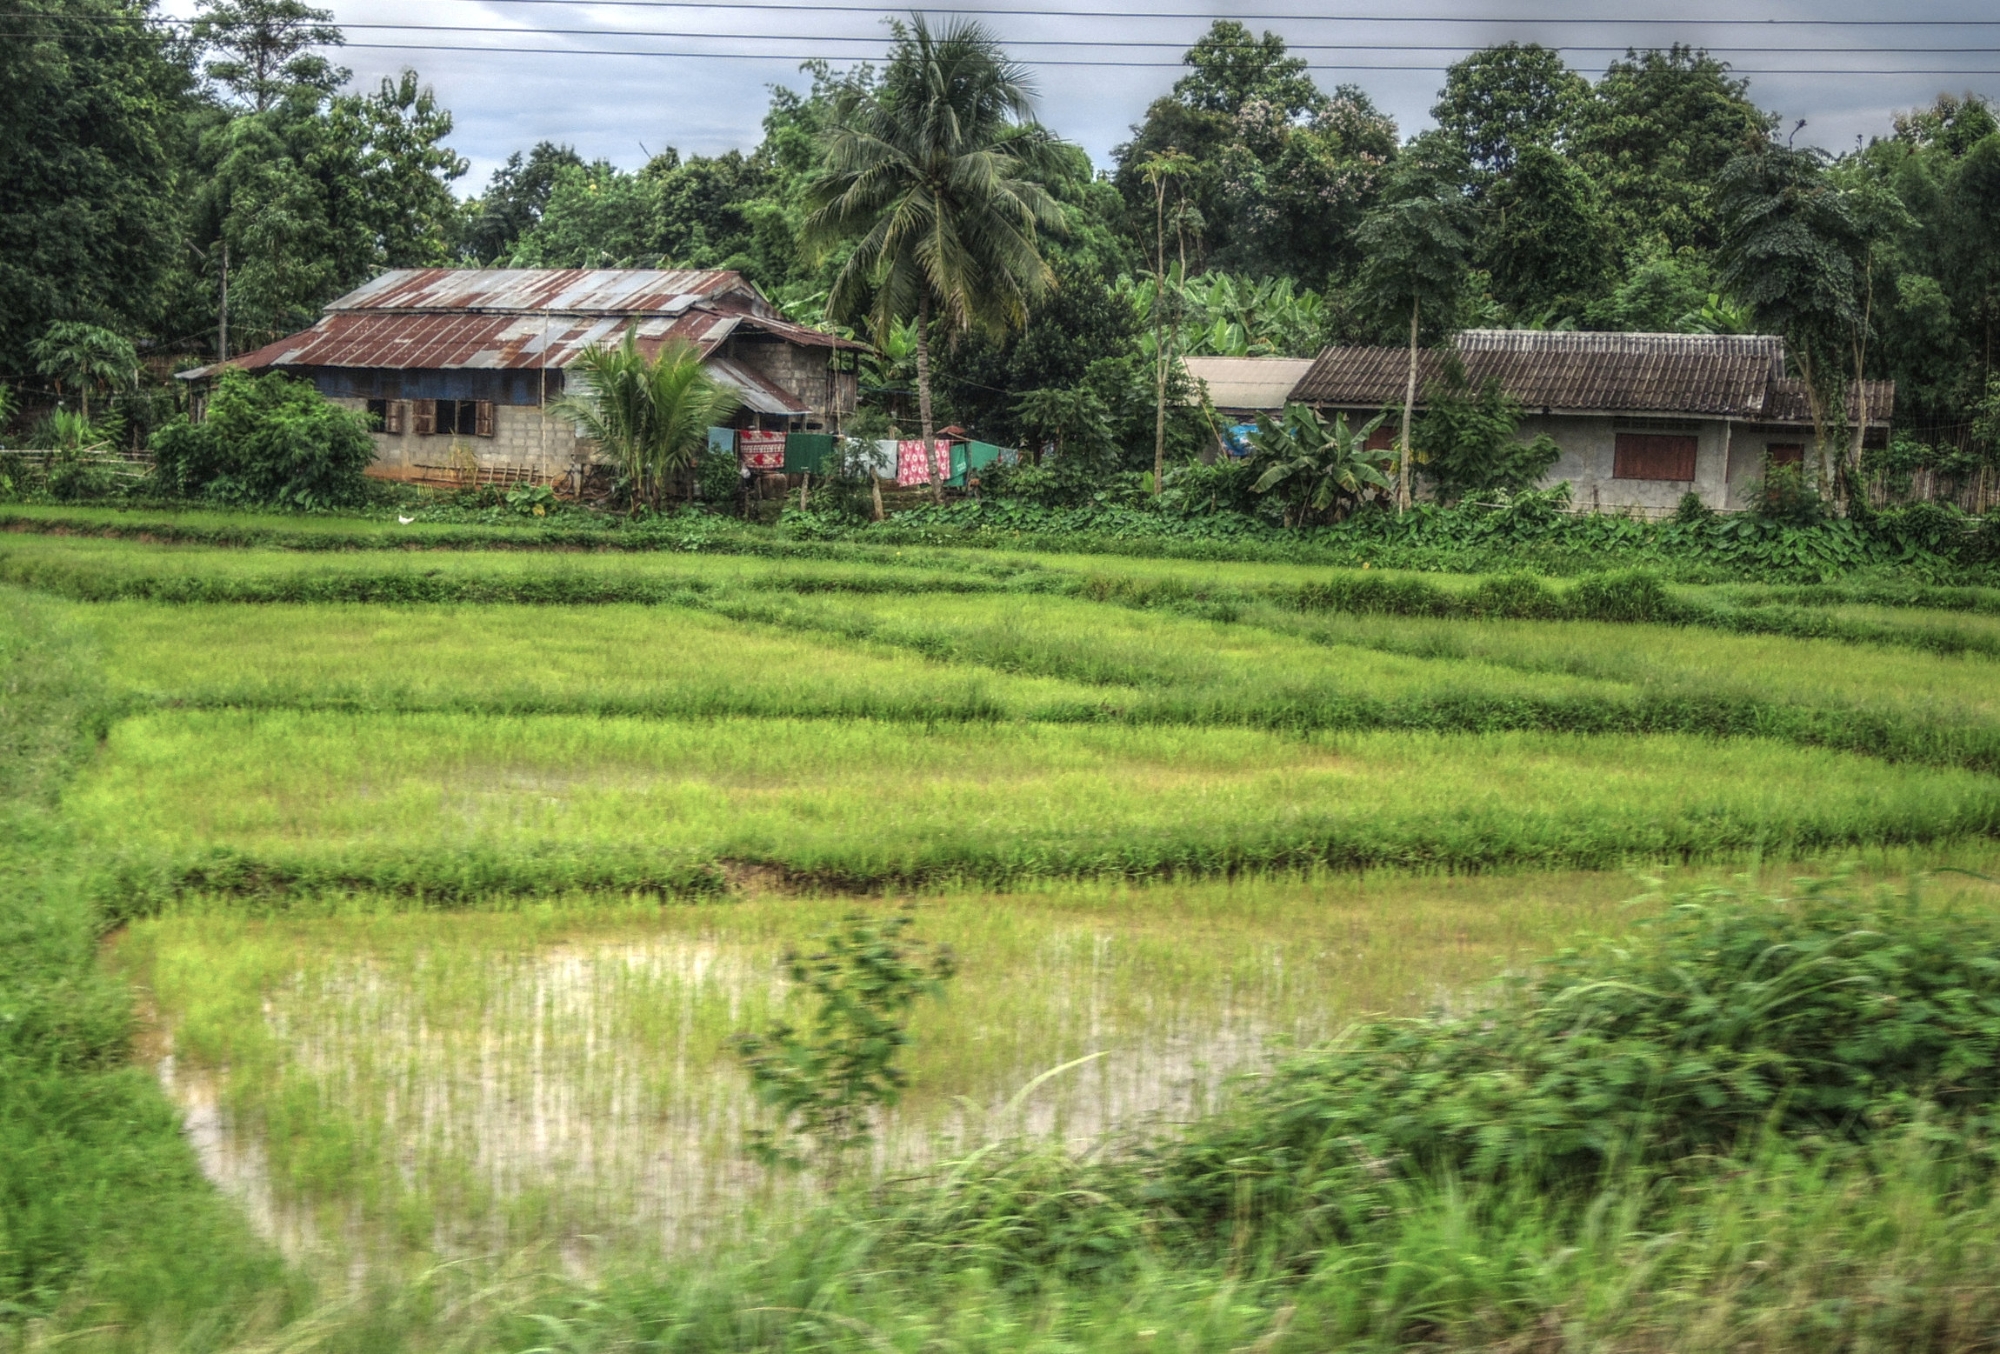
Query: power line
xmin=192 ymin=1 xmax=2000 ymax=21
xmin=273 ymin=44 xmax=2000 ymax=73
xmin=28 ymin=15 xmax=2000 ymax=53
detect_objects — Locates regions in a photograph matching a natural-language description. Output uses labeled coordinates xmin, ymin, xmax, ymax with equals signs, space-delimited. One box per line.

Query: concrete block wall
xmin=1524 ymin=414 xmax=1733 ymax=517
xmin=334 ymin=398 xmax=588 ymax=480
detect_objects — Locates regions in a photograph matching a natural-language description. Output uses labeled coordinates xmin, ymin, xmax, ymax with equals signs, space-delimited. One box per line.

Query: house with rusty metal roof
xmin=1288 ymin=330 xmax=1894 ymax=515
xmin=182 ymin=268 xmax=866 ymax=486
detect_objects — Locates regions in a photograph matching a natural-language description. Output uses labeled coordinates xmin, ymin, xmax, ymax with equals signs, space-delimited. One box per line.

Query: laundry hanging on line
xmin=737 ymin=430 xmax=785 ymax=472
xmin=895 ymin=439 xmax=955 ymax=487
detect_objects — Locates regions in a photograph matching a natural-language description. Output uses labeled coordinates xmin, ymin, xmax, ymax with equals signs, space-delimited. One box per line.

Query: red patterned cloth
xmin=738 ymin=430 xmax=786 ymax=471
xmin=896 ymin=439 xmax=953 ymax=487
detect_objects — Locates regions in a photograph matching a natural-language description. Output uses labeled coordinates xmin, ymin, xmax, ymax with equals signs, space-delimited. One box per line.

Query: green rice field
xmin=8 ymin=511 xmax=2000 ymax=1335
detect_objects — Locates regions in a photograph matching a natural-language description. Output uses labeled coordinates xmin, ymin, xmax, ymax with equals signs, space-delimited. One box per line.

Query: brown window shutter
xmin=1766 ymin=442 xmax=1804 ymax=467
xmin=413 ymin=400 xmax=437 ymax=436
xmin=1613 ymin=433 xmax=1697 ymax=481
xmin=475 ymin=400 xmax=494 ymax=438
xmin=386 ymin=400 xmax=406 ymax=434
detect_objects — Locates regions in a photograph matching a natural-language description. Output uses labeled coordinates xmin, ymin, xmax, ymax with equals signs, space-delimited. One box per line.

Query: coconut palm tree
xmin=804 ymin=14 xmax=1066 ymax=501
xmin=550 ymin=334 xmax=739 ymax=511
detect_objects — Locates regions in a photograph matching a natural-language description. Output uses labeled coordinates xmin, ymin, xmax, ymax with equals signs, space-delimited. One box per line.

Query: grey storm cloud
xmin=162 ymin=0 xmax=2000 ymax=191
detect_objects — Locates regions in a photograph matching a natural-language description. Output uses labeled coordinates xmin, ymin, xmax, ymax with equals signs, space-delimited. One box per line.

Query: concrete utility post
xmin=218 ymin=242 xmax=230 ymax=362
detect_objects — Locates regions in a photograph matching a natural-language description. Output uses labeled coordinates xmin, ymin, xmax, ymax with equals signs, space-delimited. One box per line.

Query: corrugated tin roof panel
xmin=1181 ymin=356 xmax=1317 ymax=411
xmin=217 ymin=309 xmax=827 ymax=373
xmin=329 ymin=267 xmax=754 ymax=316
xmin=705 ymin=356 xmax=812 ymax=416
xmin=1292 ymin=330 xmax=1790 ymax=418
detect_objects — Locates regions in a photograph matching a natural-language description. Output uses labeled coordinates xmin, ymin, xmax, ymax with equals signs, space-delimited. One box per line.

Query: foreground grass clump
xmin=0 ymin=593 xmax=291 ymax=1348
xmin=69 ymin=712 xmax=2000 ymax=905
xmin=465 ymin=877 xmax=2000 ymax=1354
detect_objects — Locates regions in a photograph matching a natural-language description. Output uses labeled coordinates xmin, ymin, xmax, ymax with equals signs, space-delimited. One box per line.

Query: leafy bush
xmin=151 ymin=370 xmax=375 ymax=509
xmin=1162 ymin=878 xmax=2000 ymax=1238
xmin=1749 ymin=461 xmax=1827 ymax=526
xmin=1413 ymin=364 xmax=1561 ymax=503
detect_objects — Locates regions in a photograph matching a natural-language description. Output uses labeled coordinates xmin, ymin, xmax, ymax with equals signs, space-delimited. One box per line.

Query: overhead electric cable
xmin=29 ymin=13 xmax=2000 ymax=52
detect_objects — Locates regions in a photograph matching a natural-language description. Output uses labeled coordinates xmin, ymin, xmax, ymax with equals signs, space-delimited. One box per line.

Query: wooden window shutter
xmin=1766 ymin=442 xmax=1804 ymax=467
xmin=413 ymin=400 xmax=437 ymax=436
xmin=1363 ymin=426 xmax=1398 ymax=453
xmin=385 ymin=400 xmax=406 ymax=434
xmin=1613 ymin=432 xmax=1697 ymax=481
xmin=474 ymin=400 xmax=494 ymax=438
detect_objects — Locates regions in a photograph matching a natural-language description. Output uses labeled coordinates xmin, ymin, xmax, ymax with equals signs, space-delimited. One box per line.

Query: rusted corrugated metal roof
xmin=1291 ymin=330 xmax=1795 ymax=419
xmin=216 ymin=309 xmax=749 ymax=373
xmin=331 ymin=268 xmax=757 ymax=316
xmin=183 ymin=267 xmax=863 ymax=380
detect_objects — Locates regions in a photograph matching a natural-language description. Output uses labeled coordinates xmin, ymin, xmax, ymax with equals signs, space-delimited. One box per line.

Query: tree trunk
xmin=1152 ymin=181 xmax=1168 ymax=496
xmin=1846 ymin=261 xmax=1875 ymax=516
xmin=1796 ymin=348 xmax=1834 ymax=505
xmin=1398 ymin=298 xmax=1419 ymax=514
xmin=915 ymin=293 xmax=941 ymax=504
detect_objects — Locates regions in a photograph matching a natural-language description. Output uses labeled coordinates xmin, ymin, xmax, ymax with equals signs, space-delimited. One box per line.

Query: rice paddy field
xmin=7 ymin=513 xmax=2000 ymax=1348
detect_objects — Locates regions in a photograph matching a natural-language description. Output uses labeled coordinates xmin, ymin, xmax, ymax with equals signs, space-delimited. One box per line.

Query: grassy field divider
xmin=0 ymin=593 xmax=294 ymax=1343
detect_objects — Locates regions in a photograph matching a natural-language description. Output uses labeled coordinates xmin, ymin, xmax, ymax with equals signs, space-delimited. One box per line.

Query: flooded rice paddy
xmin=117 ymin=873 xmax=1648 ymax=1273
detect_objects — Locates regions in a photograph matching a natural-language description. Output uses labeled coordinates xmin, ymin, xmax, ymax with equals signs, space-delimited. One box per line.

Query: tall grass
xmin=0 ymin=591 xmax=293 ymax=1349
xmin=69 ymin=710 xmax=2000 ymax=906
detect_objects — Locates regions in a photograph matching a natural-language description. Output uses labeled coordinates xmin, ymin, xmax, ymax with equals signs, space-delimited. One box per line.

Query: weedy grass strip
xmin=67 ymin=712 xmax=2000 ymax=910
xmin=0 ymin=587 xmax=296 ymax=1342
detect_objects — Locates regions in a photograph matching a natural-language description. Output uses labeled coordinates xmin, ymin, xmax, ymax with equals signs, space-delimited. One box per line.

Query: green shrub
xmin=1159 ymin=877 xmax=2000 ymax=1248
xmin=151 ymin=370 xmax=375 ymax=508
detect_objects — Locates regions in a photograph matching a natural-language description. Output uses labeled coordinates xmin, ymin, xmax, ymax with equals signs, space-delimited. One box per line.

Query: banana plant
xmin=1247 ymin=402 xmax=1394 ymax=526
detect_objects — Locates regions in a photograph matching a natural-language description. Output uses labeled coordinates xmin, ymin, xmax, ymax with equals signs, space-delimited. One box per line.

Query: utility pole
xmin=217 ymin=242 xmax=229 ymax=362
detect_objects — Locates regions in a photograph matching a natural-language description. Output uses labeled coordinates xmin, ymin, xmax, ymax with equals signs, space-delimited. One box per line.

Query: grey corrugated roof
xmin=1292 ymin=330 xmax=1798 ymax=419
xmin=1765 ymin=378 xmax=1896 ymax=427
xmin=1181 ymin=356 xmax=1318 ymax=411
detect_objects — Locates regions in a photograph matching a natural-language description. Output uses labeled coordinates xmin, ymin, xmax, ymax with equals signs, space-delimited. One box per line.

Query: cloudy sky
xmin=159 ymin=0 xmax=2000 ymax=191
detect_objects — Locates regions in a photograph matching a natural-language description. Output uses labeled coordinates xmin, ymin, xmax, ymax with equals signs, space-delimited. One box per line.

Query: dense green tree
xmin=1717 ymin=143 xmax=1864 ymax=500
xmin=1415 ymin=360 xmax=1561 ymax=502
xmin=1433 ymin=43 xmax=1588 ymax=179
xmin=1353 ymin=159 xmax=1476 ymax=510
xmin=0 ymin=0 xmax=199 ymax=382
xmin=150 ymin=367 xmax=374 ymax=505
xmin=1111 ymin=24 xmax=1396 ymax=281
xmin=805 ymin=16 xmax=1066 ymax=499
xmin=1573 ymin=46 xmax=1774 ymax=258
xmin=191 ymin=0 xmax=344 ymax=112
xmin=931 ymin=261 xmax=1140 ymax=445
xmin=185 ymin=69 xmax=464 ymax=351
xmin=506 ymin=161 xmax=656 ymax=267
xmin=1481 ymin=143 xmax=1616 ymax=323
xmin=332 ymin=71 xmax=467 ymax=268
xmin=1855 ymin=95 xmax=2000 ymax=424
xmin=460 ymin=141 xmax=582 ymax=263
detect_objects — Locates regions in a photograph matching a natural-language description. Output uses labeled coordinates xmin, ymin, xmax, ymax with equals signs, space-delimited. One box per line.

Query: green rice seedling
xmin=85 ymin=602 xmax=1127 ymax=722
xmin=69 ymin=711 xmax=2000 ymax=907
xmin=0 ymin=534 xmax=1062 ymax=605
xmin=113 ymin=869 xmax=1655 ymax=1267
